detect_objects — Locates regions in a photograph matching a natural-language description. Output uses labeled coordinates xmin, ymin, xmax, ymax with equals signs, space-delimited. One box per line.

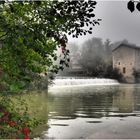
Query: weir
xmin=51 ymin=77 xmax=119 ymax=87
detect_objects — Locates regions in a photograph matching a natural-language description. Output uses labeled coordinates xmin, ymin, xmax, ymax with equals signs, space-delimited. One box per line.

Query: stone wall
xmin=112 ymin=46 xmax=136 ymax=83
xmin=134 ymin=49 xmax=140 ymax=71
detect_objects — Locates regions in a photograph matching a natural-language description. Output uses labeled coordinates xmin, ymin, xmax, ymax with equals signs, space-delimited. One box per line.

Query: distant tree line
xmin=59 ymin=37 xmax=130 ymax=80
xmin=78 ymin=37 xmax=124 ymax=80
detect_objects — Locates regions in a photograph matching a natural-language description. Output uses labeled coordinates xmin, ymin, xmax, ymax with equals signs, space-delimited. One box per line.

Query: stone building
xmin=112 ymin=43 xmax=140 ymax=83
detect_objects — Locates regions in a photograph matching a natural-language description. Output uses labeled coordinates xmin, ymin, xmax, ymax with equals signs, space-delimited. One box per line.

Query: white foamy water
xmin=50 ymin=78 xmax=119 ymax=87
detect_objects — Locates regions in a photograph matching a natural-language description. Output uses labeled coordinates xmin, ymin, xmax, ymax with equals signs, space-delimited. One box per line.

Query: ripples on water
xmin=38 ymin=82 xmax=140 ymax=139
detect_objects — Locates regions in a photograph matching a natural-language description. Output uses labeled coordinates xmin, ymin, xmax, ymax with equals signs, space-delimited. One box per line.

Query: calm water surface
xmin=39 ymin=84 xmax=140 ymax=139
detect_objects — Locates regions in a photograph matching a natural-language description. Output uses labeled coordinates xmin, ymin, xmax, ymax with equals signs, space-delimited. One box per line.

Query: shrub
xmin=0 ymin=96 xmax=41 ymax=139
xmin=104 ymin=65 xmax=123 ymax=81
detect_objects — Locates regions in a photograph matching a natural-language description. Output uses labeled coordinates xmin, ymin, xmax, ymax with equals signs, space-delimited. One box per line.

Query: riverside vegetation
xmin=0 ymin=0 xmax=100 ymax=139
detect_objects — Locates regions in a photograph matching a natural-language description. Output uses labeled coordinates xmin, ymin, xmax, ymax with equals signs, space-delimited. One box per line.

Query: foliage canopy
xmin=0 ymin=0 xmax=100 ymax=92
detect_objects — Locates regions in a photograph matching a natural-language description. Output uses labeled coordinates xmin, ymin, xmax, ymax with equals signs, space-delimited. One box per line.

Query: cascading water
xmin=50 ymin=77 xmax=119 ymax=87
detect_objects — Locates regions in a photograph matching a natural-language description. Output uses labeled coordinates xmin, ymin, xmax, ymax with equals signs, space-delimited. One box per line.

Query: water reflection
xmin=45 ymin=84 xmax=140 ymax=139
xmin=113 ymin=85 xmax=134 ymax=113
xmin=48 ymin=85 xmax=140 ymax=118
xmin=48 ymin=86 xmax=117 ymax=119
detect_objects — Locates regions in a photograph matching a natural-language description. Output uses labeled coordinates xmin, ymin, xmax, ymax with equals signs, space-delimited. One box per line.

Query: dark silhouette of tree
xmin=127 ymin=0 xmax=140 ymax=12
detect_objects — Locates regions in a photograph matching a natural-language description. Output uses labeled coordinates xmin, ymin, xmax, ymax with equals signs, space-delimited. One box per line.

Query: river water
xmin=14 ymin=78 xmax=140 ymax=139
xmin=35 ymin=78 xmax=140 ymax=139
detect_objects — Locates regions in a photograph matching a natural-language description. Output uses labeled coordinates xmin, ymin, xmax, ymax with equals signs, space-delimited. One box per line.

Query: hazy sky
xmin=68 ymin=1 xmax=140 ymax=46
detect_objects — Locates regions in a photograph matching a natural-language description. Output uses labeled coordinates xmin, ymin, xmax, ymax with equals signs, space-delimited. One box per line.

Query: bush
xmin=0 ymin=96 xmax=42 ymax=139
xmin=104 ymin=65 xmax=123 ymax=81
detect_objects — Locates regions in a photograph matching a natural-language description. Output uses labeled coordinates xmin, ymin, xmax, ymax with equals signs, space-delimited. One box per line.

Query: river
xmin=12 ymin=78 xmax=140 ymax=139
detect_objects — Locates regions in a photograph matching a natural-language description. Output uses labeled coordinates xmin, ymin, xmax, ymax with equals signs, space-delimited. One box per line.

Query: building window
xmin=118 ymin=62 xmax=120 ymax=65
xmin=123 ymin=67 xmax=126 ymax=74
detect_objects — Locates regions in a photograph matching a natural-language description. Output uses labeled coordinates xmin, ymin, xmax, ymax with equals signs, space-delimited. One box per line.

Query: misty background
xmin=68 ymin=1 xmax=140 ymax=45
xmin=59 ymin=37 xmax=126 ymax=80
xmin=58 ymin=1 xmax=140 ymax=79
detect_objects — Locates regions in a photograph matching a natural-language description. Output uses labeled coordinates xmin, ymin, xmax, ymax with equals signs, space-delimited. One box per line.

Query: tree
xmin=79 ymin=37 xmax=105 ymax=76
xmin=104 ymin=39 xmax=112 ymax=64
xmin=0 ymin=0 xmax=100 ymax=92
xmin=78 ymin=37 xmax=119 ymax=78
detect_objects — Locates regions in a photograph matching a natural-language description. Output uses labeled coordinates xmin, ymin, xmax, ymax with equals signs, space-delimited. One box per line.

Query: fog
xmin=68 ymin=1 xmax=140 ymax=46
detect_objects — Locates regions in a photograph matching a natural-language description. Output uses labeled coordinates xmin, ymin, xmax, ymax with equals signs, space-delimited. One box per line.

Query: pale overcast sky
xmin=68 ymin=1 xmax=140 ymax=46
